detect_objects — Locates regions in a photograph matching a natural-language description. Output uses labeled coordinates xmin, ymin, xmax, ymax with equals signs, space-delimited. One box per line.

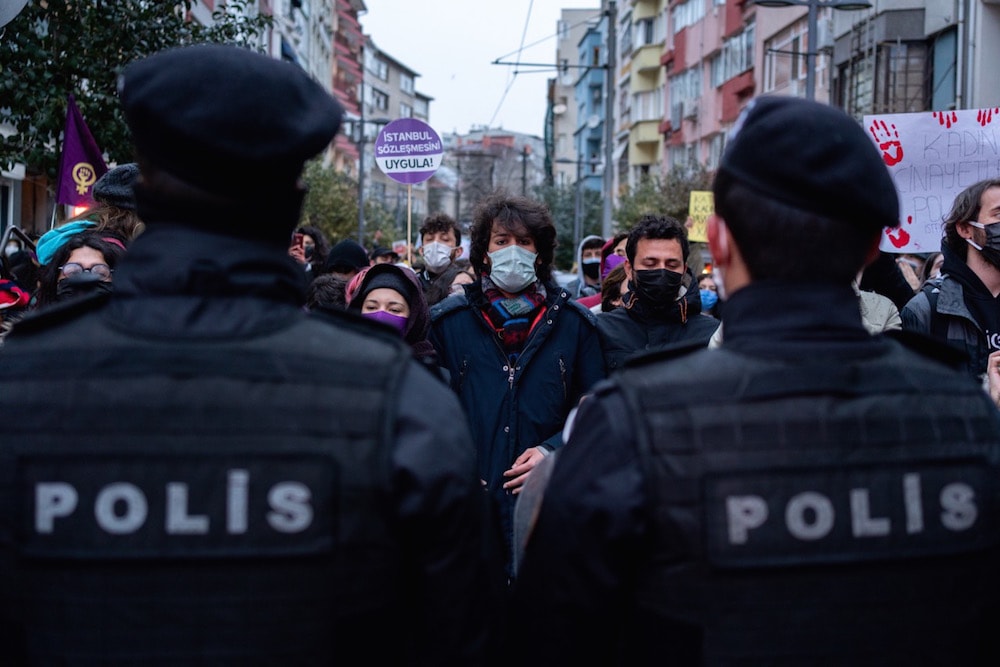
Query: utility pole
xmin=521 ymin=144 xmax=531 ymax=197
xmin=602 ymin=0 xmax=617 ymax=238
xmin=356 ymin=80 xmax=367 ymax=245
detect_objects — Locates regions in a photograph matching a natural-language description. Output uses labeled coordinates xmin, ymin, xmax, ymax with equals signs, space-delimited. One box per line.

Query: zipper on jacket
xmin=458 ymin=357 xmax=469 ymax=393
xmin=559 ymin=356 xmax=567 ymax=400
xmin=507 ymin=363 xmax=515 ymax=389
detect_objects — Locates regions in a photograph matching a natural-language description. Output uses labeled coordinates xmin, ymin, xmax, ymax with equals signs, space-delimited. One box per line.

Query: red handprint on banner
xmin=932 ymin=111 xmax=958 ymax=128
xmin=868 ymin=120 xmax=904 ymax=166
xmin=885 ymin=216 xmax=913 ymax=249
xmin=977 ymin=108 xmax=1000 ymax=127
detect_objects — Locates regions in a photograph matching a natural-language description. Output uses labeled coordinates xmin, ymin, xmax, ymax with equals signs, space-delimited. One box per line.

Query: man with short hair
xmin=595 ymin=214 xmax=719 ymax=373
xmin=902 ymin=178 xmax=1000 ymax=381
xmin=0 ymin=44 xmax=501 ymax=664
xmin=417 ymin=212 xmax=463 ymax=289
xmin=512 ymin=96 xmax=1000 ymax=665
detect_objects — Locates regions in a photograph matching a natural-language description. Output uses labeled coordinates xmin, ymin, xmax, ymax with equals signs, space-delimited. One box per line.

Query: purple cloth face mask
xmin=363 ymin=310 xmax=408 ymax=336
xmin=602 ymin=253 xmax=626 ymax=280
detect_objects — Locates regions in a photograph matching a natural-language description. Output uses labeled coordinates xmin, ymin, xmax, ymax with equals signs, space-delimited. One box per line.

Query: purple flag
xmin=55 ymin=94 xmax=108 ymax=206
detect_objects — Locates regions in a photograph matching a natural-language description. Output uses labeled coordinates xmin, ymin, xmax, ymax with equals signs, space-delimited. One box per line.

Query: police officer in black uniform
xmin=0 ymin=45 xmax=502 ymax=664
xmin=511 ymin=97 xmax=1000 ymax=665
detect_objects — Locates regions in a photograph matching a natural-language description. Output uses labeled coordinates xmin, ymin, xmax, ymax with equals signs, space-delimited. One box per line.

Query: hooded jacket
xmin=565 ymin=234 xmax=604 ymax=299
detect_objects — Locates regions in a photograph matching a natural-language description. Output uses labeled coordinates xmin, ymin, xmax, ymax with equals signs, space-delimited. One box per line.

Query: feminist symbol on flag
xmin=72 ymin=163 xmax=97 ymax=195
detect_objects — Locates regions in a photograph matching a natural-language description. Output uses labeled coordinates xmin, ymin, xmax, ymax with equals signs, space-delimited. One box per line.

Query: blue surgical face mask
xmin=700 ymin=288 xmax=719 ymax=311
xmin=488 ymin=245 xmax=537 ymax=293
xmin=363 ymin=310 xmax=408 ymax=336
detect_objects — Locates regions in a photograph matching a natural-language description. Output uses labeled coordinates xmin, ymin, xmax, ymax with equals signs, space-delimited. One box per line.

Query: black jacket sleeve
xmin=391 ymin=361 xmax=506 ymax=666
xmin=509 ymin=388 xmax=650 ymax=665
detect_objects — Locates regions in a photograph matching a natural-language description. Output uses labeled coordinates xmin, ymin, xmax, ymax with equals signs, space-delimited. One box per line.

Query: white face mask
xmin=488 ymin=245 xmax=538 ymax=293
xmin=421 ymin=241 xmax=454 ymax=273
xmin=4 ymin=243 xmax=19 ymax=257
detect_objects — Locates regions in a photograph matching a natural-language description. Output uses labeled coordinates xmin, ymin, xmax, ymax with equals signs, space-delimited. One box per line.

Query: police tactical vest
xmin=616 ymin=341 xmax=1000 ymax=665
xmin=0 ymin=306 xmax=412 ymax=663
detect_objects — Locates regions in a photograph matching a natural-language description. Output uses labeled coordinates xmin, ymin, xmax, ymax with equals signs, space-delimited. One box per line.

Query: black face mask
xmin=56 ymin=274 xmax=113 ymax=302
xmin=632 ymin=268 xmax=684 ymax=309
xmin=304 ymin=245 xmax=315 ymax=260
xmin=582 ymin=258 xmax=601 ymax=280
xmin=969 ymin=222 xmax=1000 ymax=271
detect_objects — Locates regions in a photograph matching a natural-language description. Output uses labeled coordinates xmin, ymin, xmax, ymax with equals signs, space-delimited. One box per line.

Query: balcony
xmin=630 ymin=118 xmax=662 ymax=146
xmin=633 ymin=44 xmax=663 ymax=74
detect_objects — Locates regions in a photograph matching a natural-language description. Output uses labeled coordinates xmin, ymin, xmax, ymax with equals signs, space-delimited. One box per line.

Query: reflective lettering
xmin=35 ymin=483 xmax=79 ymax=533
xmin=904 ymin=473 xmax=924 ymax=534
xmin=227 ymin=469 xmax=249 ymax=534
xmin=785 ymin=492 xmax=834 ymax=540
xmin=940 ymin=482 xmax=977 ymax=531
xmin=166 ymin=483 xmax=210 ymax=534
xmin=267 ymin=482 xmax=313 ymax=533
xmin=850 ymin=488 xmax=891 ymax=537
xmin=95 ymin=483 xmax=148 ymax=534
xmin=726 ymin=495 xmax=768 ymax=544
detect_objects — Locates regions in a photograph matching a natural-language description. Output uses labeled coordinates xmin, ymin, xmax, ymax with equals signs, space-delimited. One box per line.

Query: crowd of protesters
xmin=2 ymin=42 xmax=1000 ymax=665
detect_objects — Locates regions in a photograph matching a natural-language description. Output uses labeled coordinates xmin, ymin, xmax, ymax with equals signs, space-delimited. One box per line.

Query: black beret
xmin=93 ymin=163 xmax=139 ymax=211
xmin=119 ymin=44 xmax=342 ymax=198
xmin=716 ymin=96 xmax=899 ymax=231
xmin=324 ymin=239 xmax=370 ymax=274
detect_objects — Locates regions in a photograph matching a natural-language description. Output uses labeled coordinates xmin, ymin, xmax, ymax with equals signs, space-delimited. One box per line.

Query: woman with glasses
xmin=35 ymin=231 xmax=127 ymax=308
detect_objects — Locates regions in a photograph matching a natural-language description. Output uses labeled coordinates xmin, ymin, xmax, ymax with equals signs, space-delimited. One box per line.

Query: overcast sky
xmin=360 ymin=0 xmax=602 ymax=138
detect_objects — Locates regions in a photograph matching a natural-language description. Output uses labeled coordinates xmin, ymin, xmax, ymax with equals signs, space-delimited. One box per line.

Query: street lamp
xmin=751 ymin=0 xmax=871 ymax=101
xmin=555 ymin=157 xmax=584 ymax=255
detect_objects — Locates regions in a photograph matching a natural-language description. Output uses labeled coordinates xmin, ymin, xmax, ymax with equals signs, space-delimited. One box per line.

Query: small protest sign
xmin=374 ymin=118 xmax=443 ymax=185
xmin=688 ymin=191 xmax=714 ymax=243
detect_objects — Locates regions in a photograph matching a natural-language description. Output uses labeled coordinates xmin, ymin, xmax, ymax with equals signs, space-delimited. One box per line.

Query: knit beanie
xmin=93 ymin=163 xmax=139 ymax=210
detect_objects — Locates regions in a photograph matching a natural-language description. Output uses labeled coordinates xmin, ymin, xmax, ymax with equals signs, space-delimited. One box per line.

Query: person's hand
xmin=288 ymin=242 xmax=306 ymax=265
xmin=502 ymin=447 xmax=547 ymax=495
xmin=987 ymin=351 xmax=1000 ymax=408
xmin=895 ymin=257 xmax=921 ymax=292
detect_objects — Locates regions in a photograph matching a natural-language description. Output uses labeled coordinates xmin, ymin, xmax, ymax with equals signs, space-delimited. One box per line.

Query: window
xmin=592 ymin=85 xmax=602 ymax=107
xmin=633 ymin=89 xmax=663 ymax=122
xmin=764 ymin=19 xmax=807 ymax=94
xmin=372 ymin=89 xmax=388 ymax=111
xmin=711 ymin=21 xmax=754 ymax=86
xmin=400 ymin=102 xmax=413 ymax=118
xmin=671 ymin=0 xmax=705 ymax=36
xmin=634 ymin=14 xmax=665 ymax=48
xmin=669 ymin=66 xmax=701 ymax=105
xmin=619 ymin=17 xmax=633 ymax=54
xmin=558 ymin=19 xmax=569 ymax=40
xmin=838 ymin=41 xmax=928 ymax=116
xmin=592 ymin=46 xmax=602 ymax=67
xmin=374 ymin=59 xmax=388 ymax=81
xmin=400 ymin=73 xmax=414 ymax=94
xmin=707 ymin=133 xmax=726 ymax=170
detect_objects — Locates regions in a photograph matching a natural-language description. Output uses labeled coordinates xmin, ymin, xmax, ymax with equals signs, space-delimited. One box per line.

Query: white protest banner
xmin=864 ymin=108 xmax=1000 ymax=254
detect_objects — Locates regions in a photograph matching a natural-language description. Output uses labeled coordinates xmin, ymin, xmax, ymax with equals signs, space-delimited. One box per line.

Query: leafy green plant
xmin=0 ymin=0 xmax=272 ymax=183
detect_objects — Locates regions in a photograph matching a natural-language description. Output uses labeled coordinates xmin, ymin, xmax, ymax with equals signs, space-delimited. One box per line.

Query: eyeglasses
xmin=60 ymin=262 xmax=113 ymax=281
